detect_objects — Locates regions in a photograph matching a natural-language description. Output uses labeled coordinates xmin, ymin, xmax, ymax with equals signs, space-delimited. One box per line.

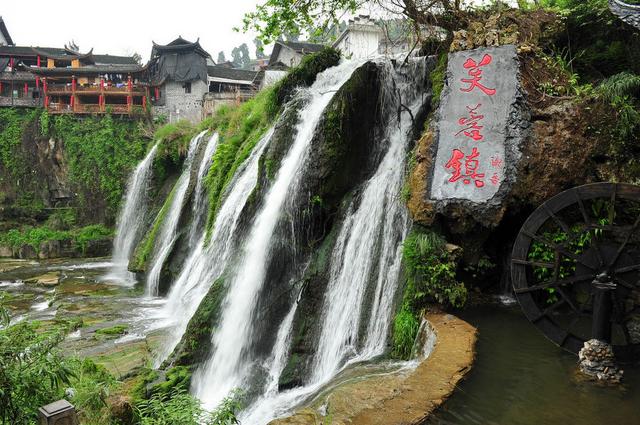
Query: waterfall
xmin=154 ymin=128 xmax=273 ymax=364
xmin=239 ymin=58 xmax=429 ymax=424
xmin=192 ymin=59 xmax=366 ymax=410
xmin=105 ymin=142 xmax=159 ymax=286
xmin=146 ymin=130 xmax=207 ymax=296
xmin=187 ymin=133 xmax=220 ymax=249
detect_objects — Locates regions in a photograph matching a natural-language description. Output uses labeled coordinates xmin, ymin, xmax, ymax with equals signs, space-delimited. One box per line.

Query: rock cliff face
xmin=407 ymin=8 xmax=640 ymax=277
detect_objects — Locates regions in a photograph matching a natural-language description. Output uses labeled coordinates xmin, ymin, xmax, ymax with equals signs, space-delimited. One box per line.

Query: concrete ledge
xmin=271 ymin=312 xmax=477 ymax=424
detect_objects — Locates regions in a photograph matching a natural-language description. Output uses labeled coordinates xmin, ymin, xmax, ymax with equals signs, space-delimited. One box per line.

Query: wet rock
xmin=18 ymin=244 xmax=37 ymax=259
xmin=83 ymin=238 xmax=112 ymax=258
xmin=0 ymin=245 xmax=12 ymax=258
xmin=578 ymin=339 xmax=623 ymax=384
xmin=25 ymin=271 xmax=60 ymax=286
xmin=39 ymin=240 xmax=62 ymax=259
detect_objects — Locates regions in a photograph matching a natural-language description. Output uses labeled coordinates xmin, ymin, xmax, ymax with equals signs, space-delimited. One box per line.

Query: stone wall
xmin=153 ymin=79 xmax=208 ymax=124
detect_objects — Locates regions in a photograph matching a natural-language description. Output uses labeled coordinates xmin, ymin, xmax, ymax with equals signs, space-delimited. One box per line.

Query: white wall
xmin=260 ymin=70 xmax=288 ymax=90
xmin=335 ymin=29 xmax=381 ymax=59
xmin=153 ymin=79 xmax=208 ymax=124
xmin=276 ymin=48 xmax=304 ymax=68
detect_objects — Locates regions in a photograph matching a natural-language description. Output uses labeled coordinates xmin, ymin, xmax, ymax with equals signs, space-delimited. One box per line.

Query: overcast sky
xmin=2 ymin=1 xmax=263 ymax=61
xmin=2 ymin=0 xmax=518 ymax=62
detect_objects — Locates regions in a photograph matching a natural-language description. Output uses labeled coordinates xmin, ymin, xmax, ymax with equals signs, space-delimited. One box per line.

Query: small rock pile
xmin=578 ymin=339 xmax=623 ymax=383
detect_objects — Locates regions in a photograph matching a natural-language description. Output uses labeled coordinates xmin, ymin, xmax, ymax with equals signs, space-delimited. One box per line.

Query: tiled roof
xmin=207 ymin=65 xmax=258 ymax=83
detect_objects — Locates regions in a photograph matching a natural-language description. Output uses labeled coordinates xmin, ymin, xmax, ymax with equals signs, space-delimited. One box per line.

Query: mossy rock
xmin=167 ymin=278 xmax=227 ymax=366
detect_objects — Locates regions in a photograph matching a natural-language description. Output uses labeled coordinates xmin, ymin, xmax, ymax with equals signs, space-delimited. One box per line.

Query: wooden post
xmin=72 ymin=76 xmax=77 ymax=113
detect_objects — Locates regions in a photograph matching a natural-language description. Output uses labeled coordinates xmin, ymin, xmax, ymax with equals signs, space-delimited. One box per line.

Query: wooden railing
xmin=47 ymin=84 xmax=146 ymax=96
xmin=47 ymin=103 xmax=145 ymax=115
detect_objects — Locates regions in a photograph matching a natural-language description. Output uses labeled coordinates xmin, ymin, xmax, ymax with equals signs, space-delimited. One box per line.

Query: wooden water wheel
xmin=511 ymin=182 xmax=640 ymax=360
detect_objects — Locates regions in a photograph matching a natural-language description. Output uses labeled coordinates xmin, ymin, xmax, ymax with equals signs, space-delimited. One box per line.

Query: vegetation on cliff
xmin=392 ymin=229 xmax=466 ymax=359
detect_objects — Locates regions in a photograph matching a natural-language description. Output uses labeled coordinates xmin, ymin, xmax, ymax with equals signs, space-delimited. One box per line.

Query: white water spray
xmin=146 ymin=130 xmax=207 ymax=296
xmin=193 ymin=59 xmax=365 ymax=410
xmin=105 ymin=143 xmax=159 ymax=286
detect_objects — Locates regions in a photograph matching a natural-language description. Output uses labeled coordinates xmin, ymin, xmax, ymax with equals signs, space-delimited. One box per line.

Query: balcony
xmin=0 ymin=96 xmax=42 ymax=108
xmin=47 ymin=84 xmax=146 ymax=96
xmin=47 ymin=102 xmax=146 ymax=115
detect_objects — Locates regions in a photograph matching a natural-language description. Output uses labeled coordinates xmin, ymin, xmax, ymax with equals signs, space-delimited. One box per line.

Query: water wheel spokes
xmin=511 ymin=183 xmax=640 ymax=359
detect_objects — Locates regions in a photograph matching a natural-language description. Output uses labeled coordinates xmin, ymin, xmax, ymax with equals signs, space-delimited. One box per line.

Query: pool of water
xmin=428 ymin=304 xmax=640 ymax=425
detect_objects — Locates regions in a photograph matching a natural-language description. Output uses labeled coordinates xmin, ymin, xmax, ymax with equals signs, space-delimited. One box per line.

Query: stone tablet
xmin=430 ymin=45 xmax=520 ymax=203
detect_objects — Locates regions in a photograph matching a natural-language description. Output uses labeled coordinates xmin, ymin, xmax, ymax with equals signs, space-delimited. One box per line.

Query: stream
xmin=428 ymin=304 xmax=640 ymax=425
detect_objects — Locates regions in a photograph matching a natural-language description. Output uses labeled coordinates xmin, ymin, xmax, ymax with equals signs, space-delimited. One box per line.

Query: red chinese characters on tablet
xmin=460 ymin=54 xmax=496 ymax=96
xmin=444 ymin=147 xmax=485 ymax=188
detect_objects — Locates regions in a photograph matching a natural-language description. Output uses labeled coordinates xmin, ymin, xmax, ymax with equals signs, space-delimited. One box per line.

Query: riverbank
xmin=272 ymin=312 xmax=477 ymax=425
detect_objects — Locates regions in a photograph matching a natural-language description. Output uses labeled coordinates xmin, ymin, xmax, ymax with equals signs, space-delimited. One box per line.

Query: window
xmin=183 ymin=82 xmax=191 ymax=94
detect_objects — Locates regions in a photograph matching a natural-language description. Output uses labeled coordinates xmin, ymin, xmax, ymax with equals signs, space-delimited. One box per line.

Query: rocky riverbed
xmin=0 ymin=258 xmax=167 ymax=378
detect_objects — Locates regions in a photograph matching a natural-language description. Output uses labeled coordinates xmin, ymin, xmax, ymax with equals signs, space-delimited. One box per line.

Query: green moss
xmin=130 ymin=184 xmax=178 ymax=271
xmin=95 ymin=324 xmax=128 ymax=336
xmin=430 ymin=52 xmax=448 ymax=109
xmin=49 ymin=113 xmax=150 ymax=221
xmin=0 ymin=108 xmax=39 ymax=177
xmin=170 ymin=278 xmax=227 ymax=366
xmin=152 ymin=120 xmax=198 ymax=183
xmin=271 ymin=47 xmax=341 ymax=108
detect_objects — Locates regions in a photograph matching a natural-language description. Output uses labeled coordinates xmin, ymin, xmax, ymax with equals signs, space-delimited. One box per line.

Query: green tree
xmin=217 ymin=51 xmax=227 ymax=64
xmin=254 ymin=38 xmax=266 ymax=59
xmin=243 ymin=0 xmax=465 ymax=43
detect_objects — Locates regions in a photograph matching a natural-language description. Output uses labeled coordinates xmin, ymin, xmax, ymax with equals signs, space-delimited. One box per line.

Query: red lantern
xmin=24 ymin=83 xmax=28 ymax=96
xmin=37 ymin=56 xmax=41 ymax=67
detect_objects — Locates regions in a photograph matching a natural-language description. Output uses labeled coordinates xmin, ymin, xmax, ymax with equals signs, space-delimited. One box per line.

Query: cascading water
xmin=104 ymin=143 xmax=159 ymax=286
xmin=146 ymin=130 xmax=207 ymax=296
xmin=154 ymin=128 xmax=273 ymax=364
xmin=192 ymin=59 xmax=366 ymax=410
xmin=187 ymin=133 xmax=220 ymax=249
xmin=240 ymin=57 xmax=430 ymax=424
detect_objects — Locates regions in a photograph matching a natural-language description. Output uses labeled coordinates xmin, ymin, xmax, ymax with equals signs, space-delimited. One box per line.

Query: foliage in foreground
xmin=0 ymin=296 xmax=116 ymax=424
xmin=135 ymin=388 xmax=242 ymax=425
xmin=392 ymin=229 xmax=466 ymax=359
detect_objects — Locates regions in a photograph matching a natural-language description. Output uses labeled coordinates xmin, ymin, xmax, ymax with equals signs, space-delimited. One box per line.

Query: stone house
xmin=268 ymin=40 xmax=324 ymax=68
xmin=203 ymin=65 xmax=260 ymax=117
xmin=332 ymin=15 xmax=383 ymax=59
xmin=148 ymin=37 xmax=211 ymax=123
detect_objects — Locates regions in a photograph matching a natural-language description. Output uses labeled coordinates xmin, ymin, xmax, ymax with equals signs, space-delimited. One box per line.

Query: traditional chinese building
xmin=29 ymin=48 xmax=146 ymax=115
xmin=148 ymin=37 xmax=212 ymax=123
xmin=0 ymin=43 xmax=146 ymax=113
xmin=203 ymin=65 xmax=261 ymax=117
